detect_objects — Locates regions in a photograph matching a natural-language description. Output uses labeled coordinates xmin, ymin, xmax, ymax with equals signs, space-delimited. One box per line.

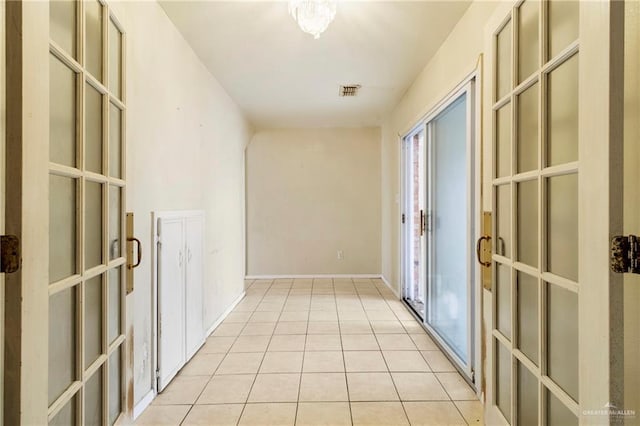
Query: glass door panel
xmin=402 ymin=129 xmax=426 ymax=319
xmin=47 ymin=1 xmax=126 ymax=423
xmin=427 ymin=93 xmax=471 ymax=364
xmin=490 ymin=1 xmax=582 ymax=424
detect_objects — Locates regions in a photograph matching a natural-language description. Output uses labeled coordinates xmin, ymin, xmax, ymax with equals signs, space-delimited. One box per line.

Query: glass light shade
xmin=289 ymin=0 xmax=337 ymax=39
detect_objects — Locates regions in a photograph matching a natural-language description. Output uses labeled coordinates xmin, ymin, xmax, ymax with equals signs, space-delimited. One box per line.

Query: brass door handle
xmin=420 ymin=210 xmax=425 ymax=236
xmin=127 ymin=237 xmax=142 ymax=269
xmin=476 ymin=235 xmax=491 ymax=267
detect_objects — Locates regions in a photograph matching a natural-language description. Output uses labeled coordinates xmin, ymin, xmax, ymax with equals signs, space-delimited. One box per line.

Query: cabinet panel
xmin=185 ymin=215 xmax=204 ymax=359
xmin=157 ymin=217 xmax=186 ymax=391
xmin=156 ymin=211 xmax=205 ymax=392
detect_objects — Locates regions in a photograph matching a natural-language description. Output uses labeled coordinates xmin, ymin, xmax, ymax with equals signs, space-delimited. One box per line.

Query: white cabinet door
xmin=185 ymin=215 xmax=204 ymax=359
xmin=157 ymin=217 xmax=186 ymax=391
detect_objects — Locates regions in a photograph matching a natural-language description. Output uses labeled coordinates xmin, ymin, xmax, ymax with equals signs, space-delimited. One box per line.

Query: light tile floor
xmin=136 ymin=278 xmax=484 ymax=426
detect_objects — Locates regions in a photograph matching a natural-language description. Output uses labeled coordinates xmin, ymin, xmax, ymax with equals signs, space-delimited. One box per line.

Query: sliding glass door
xmin=426 ymin=88 xmax=475 ymax=376
xmin=401 ymin=129 xmax=427 ymax=319
xmin=401 ymin=81 xmax=477 ymax=381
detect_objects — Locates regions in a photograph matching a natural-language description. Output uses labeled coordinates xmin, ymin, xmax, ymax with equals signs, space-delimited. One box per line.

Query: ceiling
xmin=159 ymin=1 xmax=471 ymax=129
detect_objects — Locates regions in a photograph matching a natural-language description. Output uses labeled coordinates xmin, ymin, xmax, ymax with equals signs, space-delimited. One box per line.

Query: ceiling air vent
xmin=339 ymin=85 xmax=361 ymax=97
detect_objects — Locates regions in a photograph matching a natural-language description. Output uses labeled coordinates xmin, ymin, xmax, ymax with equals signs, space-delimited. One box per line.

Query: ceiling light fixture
xmin=289 ymin=0 xmax=337 ymax=40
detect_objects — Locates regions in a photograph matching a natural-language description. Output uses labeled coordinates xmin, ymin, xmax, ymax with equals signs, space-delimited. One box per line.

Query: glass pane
xmin=109 ymin=350 xmax=122 ymax=425
xmin=85 ymin=275 xmax=103 ymax=367
xmin=547 ymin=55 xmax=578 ymax=166
xmin=517 ymin=272 xmax=538 ymax=364
xmin=429 ymin=94 xmax=469 ymax=362
xmin=517 ymin=180 xmax=538 ymax=267
xmin=517 ymin=83 xmax=538 ymax=173
xmin=547 ymin=389 xmax=578 ymax=426
xmin=109 ymin=103 xmax=122 ymax=178
xmin=48 ymin=287 xmax=76 ymax=405
xmin=109 ymin=186 xmax=121 ymax=260
xmin=547 ymin=283 xmax=579 ymax=401
xmin=50 ymin=175 xmax=77 ymax=283
xmin=496 ymin=103 xmax=511 ymax=178
xmin=109 ymin=20 xmax=122 ymax=99
xmin=50 ymin=55 xmax=76 ymax=167
xmin=49 ymin=394 xmax=77 ymax=426
xmin=403 ymin=131 xmax=426 ymax=319
xmin=85 ymin=83 xmax=103 ymax=174
xmin=50 ymin=0 xmax=76 ymax=58
xmin=85 ymin=181 xmax=103 ymax=269
xmin=496 ymin=185 xmax=511 ymax=257
xmin=518 ymin=0 xmax=539 ymax=82
xmin=496 ymin=341 xmax=511 ymax=422
xmin=518 ymin=362 xmax=539 ymax=426
xmin=547 ymin=174 xmax=578 ymax=281
xmin=548 ymin=0 xmax=579 ymax=59
xmin=85 ymin=368 xmax=102 ymax=426
xmin=496 ymin=20 xmax=512 ymax=100
xmin=85 ymin=0 xmax=103 ymax=80
xmin=496 ymin=263 xmax=511 ymax=339
xmin=108 ymin=268 xmax=121 ymax=344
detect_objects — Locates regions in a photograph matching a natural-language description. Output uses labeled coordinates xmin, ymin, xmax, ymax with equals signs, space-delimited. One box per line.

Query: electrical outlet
xmin=337 ymin=250 xmax=344 ymax=260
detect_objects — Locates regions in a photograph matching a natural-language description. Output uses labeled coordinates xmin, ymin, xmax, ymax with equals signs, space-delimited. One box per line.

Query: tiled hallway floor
xmin=136 ymin=278 xmax=483 ymax=425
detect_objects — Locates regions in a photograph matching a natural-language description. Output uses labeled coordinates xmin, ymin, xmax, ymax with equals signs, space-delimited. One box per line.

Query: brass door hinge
xmin=1 ymin=235 xmax=20 ymax=273
xmin=611 ymin=235 xmax=640 ymax=274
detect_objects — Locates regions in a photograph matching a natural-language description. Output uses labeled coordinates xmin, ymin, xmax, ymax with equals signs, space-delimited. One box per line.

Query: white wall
xmin=246 ymin=128 xmax=381 ymax=276
xmin=109 ymin=0 xmax=253 ymax=407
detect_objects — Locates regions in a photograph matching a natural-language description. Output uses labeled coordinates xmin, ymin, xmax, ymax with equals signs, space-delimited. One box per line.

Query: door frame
xmin=4 ymin=1 xmax=51 ymax=423
xmin=398 ymin=68 xmax=482 ymax=391
xmin=0 ymin=0 xmax=6 ymax=419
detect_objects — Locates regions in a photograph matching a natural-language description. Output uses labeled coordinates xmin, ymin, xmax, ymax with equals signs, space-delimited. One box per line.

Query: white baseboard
xmin=205 ymin=291 xmax=246 ymax=337
xmin=380 ymin=275 xmax=401 ymax=299
xmin=132 ymin=389 xmax=155 ymax=420
xmin=245 ymin=274 xmax=381 ymax=280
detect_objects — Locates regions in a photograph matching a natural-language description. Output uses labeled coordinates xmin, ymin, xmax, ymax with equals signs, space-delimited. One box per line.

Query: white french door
xmin=4 ymin=0 xmax=128 ymax=424
xmin=485 ymin=1 xmax=624 ymax=424
xmin=401 ymin=79 xmax=478 ymax=382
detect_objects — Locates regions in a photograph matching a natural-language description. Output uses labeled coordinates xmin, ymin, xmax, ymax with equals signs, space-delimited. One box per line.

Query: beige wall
xmin=380 ymin=0 xmax=498 ymax=292
xmin=247 ymin=128 xmax=381 ymax=276
xmin=110 ymin=0 xmax=253 ymax=408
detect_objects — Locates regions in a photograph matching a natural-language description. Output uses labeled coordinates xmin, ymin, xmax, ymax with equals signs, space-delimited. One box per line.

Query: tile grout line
xmin=177 ymin=278 xmax=258 ymax=425
xmin=292 ymin=277 xmax=309 ymax=426
xmin=234 ymin=278 xmax=279 ymax=425
xmin=160 ymin=277 xmax=479 ymax=426
xmin=380 ymin=279 xmax=473 ymax=426
xmin=335 ymin=277 xmax=355 ymax=426
xmin=361 ymin=280 xmax=412 ymax=425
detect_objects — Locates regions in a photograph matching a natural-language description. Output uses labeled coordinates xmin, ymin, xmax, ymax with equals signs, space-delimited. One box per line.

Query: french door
xmin=401 ymin=79 xmax=478 ymax=382
xmin=4 ymin=0 xmax=127 ymax=424
xmin=486 ymin=0 xmax=624 ymax=424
